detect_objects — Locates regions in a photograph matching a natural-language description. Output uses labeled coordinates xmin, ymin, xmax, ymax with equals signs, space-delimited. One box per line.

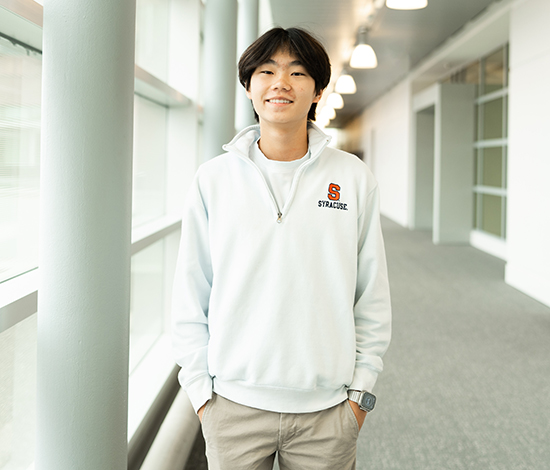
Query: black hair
xmin=238 ymin=27 xmax=331 ymax=122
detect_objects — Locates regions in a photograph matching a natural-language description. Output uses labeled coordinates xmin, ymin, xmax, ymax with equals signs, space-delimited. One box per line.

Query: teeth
xmin=269 ymin=99 xmax=292 ymax=104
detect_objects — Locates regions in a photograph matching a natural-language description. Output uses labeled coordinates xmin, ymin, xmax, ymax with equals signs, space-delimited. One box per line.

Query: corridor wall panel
xmin=506 ymin=0 xmax=550 ymax=307
xmin=361 ymin=80 xmax=411 ymax=227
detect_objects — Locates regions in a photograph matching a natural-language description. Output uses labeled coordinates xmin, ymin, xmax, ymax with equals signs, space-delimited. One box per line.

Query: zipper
xmin=226 ymin=131 xmax=331 ymax=223
xmin=243 ymin=158 xmax=283 ymax=222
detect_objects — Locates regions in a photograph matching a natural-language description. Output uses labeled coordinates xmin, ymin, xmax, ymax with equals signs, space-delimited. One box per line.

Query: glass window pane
xmin=132 ymin=95 xmax=167 ymax=228
xmin=482 ymin=48 xmax=505 ymax=95
xmin=474 ymin=149 xmax=480 ymax=185
xmin=481 ymin=98 xmax=504 ymax=140
xmin=0 ymin=314 xmax=37 ymax=470
xmin=464 ymin=61 xmax=480 ymax=86
xmin=0 ymin=40 xmax=42 ymax=284
xmin=481 ymin=147 xmax=503 ymax=188
xmin=473 ymin=192 xmax=478 ymax=228
xmin=503 ymin=96 xmax=508 ymax=138
xmin=463 ymin=61 xmax=481 ymax=96
xmin=129 ymin=239 xmax=165 ymax=372
xmin=475 ymin=103 xmax=479 ymax=141
xmin=481 ymin=194 xmax=502 ymax=237
xmin=135 ymin=0 xmax=170 ymax=81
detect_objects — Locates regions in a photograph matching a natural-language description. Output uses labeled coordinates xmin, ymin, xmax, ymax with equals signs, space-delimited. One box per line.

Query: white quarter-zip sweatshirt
xmin=172 ymin=123 xmax=392 ymax=414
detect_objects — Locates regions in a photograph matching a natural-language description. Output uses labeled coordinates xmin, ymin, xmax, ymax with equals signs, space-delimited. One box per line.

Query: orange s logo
xmin=328 ymin=183 xmax=340 ymax=201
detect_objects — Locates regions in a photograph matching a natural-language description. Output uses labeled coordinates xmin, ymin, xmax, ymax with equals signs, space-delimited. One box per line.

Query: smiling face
xmin=246 ymin=49 xmax=322 ymax=131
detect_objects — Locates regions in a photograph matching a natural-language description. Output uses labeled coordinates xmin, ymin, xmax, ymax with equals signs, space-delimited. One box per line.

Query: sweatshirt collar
xmin=222 ymin=122 xmax=332 ymax=161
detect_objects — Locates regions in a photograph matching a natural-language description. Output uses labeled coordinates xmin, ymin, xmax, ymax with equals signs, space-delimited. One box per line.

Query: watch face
xmin=360 ymin=392 xmax=376 ymax=411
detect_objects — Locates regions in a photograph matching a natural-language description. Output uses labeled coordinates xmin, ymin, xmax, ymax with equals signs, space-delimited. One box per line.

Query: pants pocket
xmin=343 ymin=400 xmax=360 ymax=437
xmin=201 ymin=393 xmax=216 ymax=431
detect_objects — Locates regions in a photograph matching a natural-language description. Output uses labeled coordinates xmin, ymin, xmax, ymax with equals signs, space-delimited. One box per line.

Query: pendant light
xmin=326 ymin=92 xmax=344 ymax=109
xmin=319 ymin=106 xmax=336 ymax=121
xmin=335 ymin=70 xmax=357 ymax=94
xmin=350 ymin=28 xmax=377 ymax=69
xmin=386 ymin=0 xmax=428 ymax=10
xmin=315 ymin=114 xmax=330 ymax=129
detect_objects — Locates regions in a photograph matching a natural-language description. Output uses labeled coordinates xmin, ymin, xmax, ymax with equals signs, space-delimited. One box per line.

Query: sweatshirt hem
xmin=213 ymin=378 xmax=348 ymax=414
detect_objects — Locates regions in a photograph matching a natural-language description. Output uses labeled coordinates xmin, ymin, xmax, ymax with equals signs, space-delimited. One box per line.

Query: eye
xmin=259 ymin=70 xmax=273 ymax=75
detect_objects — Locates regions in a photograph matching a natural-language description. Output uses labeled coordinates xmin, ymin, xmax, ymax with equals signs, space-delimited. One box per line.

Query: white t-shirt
xmin=250 ymin=139 xmax=310 ymax=211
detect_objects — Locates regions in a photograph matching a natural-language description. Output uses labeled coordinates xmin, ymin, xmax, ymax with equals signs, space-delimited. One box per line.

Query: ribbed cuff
xmin=185 ymin=374 xmax=213 ymax=413
xmin=349 ymin=366 xmax=379 ymax=393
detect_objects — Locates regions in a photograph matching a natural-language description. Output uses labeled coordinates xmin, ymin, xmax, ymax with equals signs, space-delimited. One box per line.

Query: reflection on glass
xmin=481 ymin=194 xmax=502 ymax=237
xmin=0 ymin=40 xmax=42 ymax=284
xmin=481 ymin=98 xmax=503 ymax=140
xmin=460 ymin=61 xmax=480 ymax=95
xmin=482 ymin=47 xmax=505 ymax=95
xmin=481 ymin=147 xmax=503 ymax=188
xmin=132 ymin=95 xmax=167 ymax=228
xmin=464 ymin=61 xmax=480 ymax=86
xmin=0 ymin=314 xmax=37 ymax=469
xmin=129 ymin=238 xmax=164 ymax=372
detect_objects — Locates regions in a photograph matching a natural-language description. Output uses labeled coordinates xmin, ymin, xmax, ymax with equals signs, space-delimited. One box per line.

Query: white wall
xmin=505 ymin=0 xmax=550 ymax=307
xmin=361 ymin=80 xmax=411 ymax=227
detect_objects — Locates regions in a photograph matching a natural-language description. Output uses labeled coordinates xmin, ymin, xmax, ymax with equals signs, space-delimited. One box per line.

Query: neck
xmin=257 ymin=121 xmax=309 ymax=162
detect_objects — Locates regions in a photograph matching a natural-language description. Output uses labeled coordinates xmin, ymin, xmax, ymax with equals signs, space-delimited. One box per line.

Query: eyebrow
xmin=263 ymin=59 xmax=304 ymax=67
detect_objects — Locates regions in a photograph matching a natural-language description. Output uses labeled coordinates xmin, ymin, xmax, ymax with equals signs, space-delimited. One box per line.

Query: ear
xmin=245 ymin=86 xmax=252 ymax=100
xmin=313 ymin=88 xmax=324 ymax=104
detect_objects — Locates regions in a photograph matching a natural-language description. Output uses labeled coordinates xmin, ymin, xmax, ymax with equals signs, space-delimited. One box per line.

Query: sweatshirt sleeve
xmin=349 ymin=183 xmax=392 ymax=393
xmin=171 ymin=172 xmax=214 ymax=413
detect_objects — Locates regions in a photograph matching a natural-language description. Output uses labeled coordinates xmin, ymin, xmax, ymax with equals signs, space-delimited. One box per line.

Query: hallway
xmin=360 ymin=217 xmax=550 ymax=469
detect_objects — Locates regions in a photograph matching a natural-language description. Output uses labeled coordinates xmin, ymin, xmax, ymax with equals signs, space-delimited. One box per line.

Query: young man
xmin=172 ymin=27 xmax=391 ymax=470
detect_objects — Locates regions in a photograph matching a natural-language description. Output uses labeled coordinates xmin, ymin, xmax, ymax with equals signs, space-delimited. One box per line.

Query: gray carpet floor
xmin=185 ymin=217 xmax=550 ymax=469
xmin=360 ymin=217 xmax=550 ymax=469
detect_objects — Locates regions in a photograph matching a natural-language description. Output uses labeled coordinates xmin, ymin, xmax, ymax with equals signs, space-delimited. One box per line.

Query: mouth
xmin=267 ymin=99 xmax=293 ymax=104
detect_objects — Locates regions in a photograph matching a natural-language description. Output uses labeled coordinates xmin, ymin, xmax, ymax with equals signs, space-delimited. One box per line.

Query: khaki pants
xmin=201 ymin=393 xmax=359 ymax=470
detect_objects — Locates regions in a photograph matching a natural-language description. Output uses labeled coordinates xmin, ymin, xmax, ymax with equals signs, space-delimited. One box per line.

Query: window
xmin=474 ymin=46 xmax=508 ymax=239
xmin=129 ymin=237 xmax=166 ymax=372
xmin=0 ymin=38 xmax=42 ymax=284
xmin=132 ymin=95 xmax=168 ymax=228
xmin=0 ymin=0 xmax=200 ymax=466
xmin=0 ymin=314 xmax=37 ymax=470
xmin=447 ymin=45 xmax=509 ymax=240
xmin=135 ymin=0 xmax=170 ymax=81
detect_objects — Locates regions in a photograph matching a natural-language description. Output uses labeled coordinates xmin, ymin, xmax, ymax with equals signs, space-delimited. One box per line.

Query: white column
xmin=203 ymin=0 xmax=238 ymax=160
xmin=37 ymin=0 xmax=136 ymax=469
xmin=235 ymin=0 xmax=259 ymax=131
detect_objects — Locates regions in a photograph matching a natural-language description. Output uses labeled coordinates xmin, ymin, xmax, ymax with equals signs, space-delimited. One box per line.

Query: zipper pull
xmin=277 ymin=212 xmax=283 ymax=224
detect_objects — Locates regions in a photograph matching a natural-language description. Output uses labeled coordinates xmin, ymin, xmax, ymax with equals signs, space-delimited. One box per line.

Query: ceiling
xmin=269 ymin=0 xmax=498 ymax=127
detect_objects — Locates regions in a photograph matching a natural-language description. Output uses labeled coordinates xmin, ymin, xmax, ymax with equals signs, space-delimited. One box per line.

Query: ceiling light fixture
xmin=386 ymin=0 xmax=428 ymax=10
xmin=315 ymin=116 xmax=329 ymax=128
xmin=326 ymin=92 xmax=344 ymax=109
xmin=335 ymin=70 xmax=357 ymax=94
xmin=350 ymin=28 xmax=378 ymax=69
xmin=319 ymin=106 xmax=336 ymax=121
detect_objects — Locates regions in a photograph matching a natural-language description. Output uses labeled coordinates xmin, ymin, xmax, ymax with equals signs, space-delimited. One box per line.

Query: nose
xmin=272 ymin=73 xmax=291 ymax=91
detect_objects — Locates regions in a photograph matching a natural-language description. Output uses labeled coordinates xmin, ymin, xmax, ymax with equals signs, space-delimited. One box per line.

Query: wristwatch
xmin=347 ymin=389 xmax=376 ymax=412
